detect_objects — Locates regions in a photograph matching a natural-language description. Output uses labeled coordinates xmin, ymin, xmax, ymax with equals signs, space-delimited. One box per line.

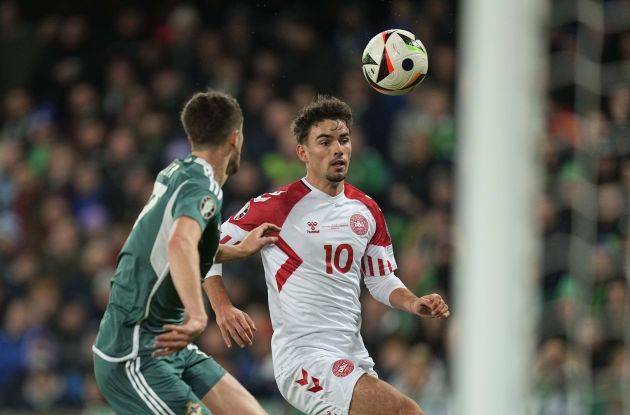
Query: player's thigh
xmin=348 ymin=374 xmax=425 ymax=415
xmin=200 ymin=372 xmax=267 ymax=415
xmin=94 ymin=353 xmax=211 ymax=415
xmin=180 ymin=344 xmax=266 ymax=415
xmin=94 ymin=353 xmax=161 ymax=415
xmin=179 ymin=344 xmax=227 ymax=401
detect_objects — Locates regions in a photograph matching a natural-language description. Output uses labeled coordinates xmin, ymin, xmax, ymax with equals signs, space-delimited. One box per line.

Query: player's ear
xmin=227 ymin=129 xmax=239 ymax=149
xmin=296 ymin=144 xmax=308 ymax=163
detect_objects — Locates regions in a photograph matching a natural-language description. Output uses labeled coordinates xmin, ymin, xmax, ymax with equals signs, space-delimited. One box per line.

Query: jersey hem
xmin=92 ymin=324 xmax=140 ymax=362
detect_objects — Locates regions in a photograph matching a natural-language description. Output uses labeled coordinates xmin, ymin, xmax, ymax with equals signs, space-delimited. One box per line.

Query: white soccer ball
xmin=362 ymin=29 xmax=428 ymax=96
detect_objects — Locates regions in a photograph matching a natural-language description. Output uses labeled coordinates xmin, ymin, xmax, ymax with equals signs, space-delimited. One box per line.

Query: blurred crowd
xmin=0 ymin=0 xmax=627 ymax=414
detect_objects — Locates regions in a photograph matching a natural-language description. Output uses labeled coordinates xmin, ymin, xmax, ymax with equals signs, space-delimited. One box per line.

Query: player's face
xmin=300 ymin=119 xmax=352 ymax=183
xmin=226 ymin=125 xmax=243 ymax=176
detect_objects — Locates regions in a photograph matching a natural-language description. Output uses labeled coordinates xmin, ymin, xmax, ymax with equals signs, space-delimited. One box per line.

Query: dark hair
xmin=291 ymin=95 xmax=353 ymax=144
xmin=180 ymin=91 xmax=243 ymax=149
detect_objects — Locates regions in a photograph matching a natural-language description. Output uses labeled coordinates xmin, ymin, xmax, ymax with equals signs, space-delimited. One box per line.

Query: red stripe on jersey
xmin=366 ymin=256 xmax=375 ymax=275
xmin=275 ymin=236 xmax=303 ymax=292
xmin=387 ymin=260 xmax=393 ymax=274
xmin=219 ymin=235 xmax=232 ymax=244
xmin=377 ymin=258 xmax=385 ymax=276
xmin=228 ymin=180 xmax=311 ymax=232
xmin=344 ymin=184 xmax=392 ymax=247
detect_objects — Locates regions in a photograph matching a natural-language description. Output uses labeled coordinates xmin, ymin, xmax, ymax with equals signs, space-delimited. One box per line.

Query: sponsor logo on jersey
xmin=233 ymin=201 xmax=250 ymax=221
xmin=349 ymin=213 xmax=368 ymax=235
xmin=332 ymin=359 xmax=355 ymax=377
xmin=296 ymin=368 xmax=323 ymax=393
xmin=200 ymin=196 xmax=216 ymax=220
xmin=306 ymin=221 xmax=320 ymax=234
xmin=322 ymin=223 xmax=349 ymax=231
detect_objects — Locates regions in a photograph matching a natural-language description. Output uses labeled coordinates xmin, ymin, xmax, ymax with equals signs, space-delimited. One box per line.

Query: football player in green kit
xmin=93 ymin=91 xmax=276 ymax=415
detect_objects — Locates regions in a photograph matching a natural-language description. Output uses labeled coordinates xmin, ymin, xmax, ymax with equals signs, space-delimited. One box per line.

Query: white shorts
xmin=275 ymin=354 xmax=378 ymax=415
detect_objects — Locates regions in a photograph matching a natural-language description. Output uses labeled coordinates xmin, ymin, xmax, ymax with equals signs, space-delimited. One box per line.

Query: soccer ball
xmin=362 ymin=29 xmax=428 ymax=96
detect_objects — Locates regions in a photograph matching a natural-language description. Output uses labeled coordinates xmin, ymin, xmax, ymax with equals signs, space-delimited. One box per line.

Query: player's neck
xmin=304 ymin=173 xmax=344 ymax=197
xmin=191 ymin=149 xmax=228 ymax=186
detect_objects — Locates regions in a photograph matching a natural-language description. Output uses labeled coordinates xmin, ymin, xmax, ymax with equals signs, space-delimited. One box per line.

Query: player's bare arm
xmin=389 ymin=288 xmax=450 ymax=319
xmin=214 ymin=223 xmax=280 ymax=263
xmin=204 ymin=222 xmax=280 ymax=349
xmin=204 ymin=276 xmax=257 ymax=348
xmin=153 ymin=216 xmax=207 ymax=357
xmin=154 ymin=219 xmax=278 ymax=355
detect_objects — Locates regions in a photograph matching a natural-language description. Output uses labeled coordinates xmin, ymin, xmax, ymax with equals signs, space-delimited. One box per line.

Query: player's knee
xmin=395 ymin=396 xmax=424 ymax=415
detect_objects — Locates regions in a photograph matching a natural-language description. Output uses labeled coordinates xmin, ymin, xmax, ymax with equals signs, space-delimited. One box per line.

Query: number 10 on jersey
xmin=324 ymin=244 xmax=354 ymax=275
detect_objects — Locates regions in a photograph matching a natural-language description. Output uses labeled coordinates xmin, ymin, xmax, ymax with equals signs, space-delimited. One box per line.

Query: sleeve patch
xmin=200 ymin=195 xmax=216 ymax=220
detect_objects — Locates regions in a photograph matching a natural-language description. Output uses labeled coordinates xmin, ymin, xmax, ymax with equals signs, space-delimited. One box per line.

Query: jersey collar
xmin=301 ymin=177 xmax=346 ymax=203
xmin=191 ymin=155 xmax=215 ymax=177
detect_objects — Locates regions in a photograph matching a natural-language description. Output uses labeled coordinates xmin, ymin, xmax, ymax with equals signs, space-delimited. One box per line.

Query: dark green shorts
xmin=93 ymin=345 xmax=226 ymax=415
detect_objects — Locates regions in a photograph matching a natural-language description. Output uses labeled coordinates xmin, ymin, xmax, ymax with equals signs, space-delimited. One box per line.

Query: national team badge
xmin=332 ymin=359 xmax=355 ymax=377
xmin=199 ymin=196 xmax=216 ymax=220
xmin=186 ymin=401 xmax=202 ymax=415
xmin=349 ymin=214 xmax=368 ymax=235
xmin=233 ymin=201 xmax=250 ymax=221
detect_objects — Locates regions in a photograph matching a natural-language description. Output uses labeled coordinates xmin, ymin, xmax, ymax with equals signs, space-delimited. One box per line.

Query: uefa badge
xmin=199 ymin=196 xmax=216 ymax=220
xmin=349 ymin=213 xmax=368 ymax=236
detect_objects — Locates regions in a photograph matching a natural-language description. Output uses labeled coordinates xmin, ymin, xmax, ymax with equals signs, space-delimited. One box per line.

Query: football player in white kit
xmin=204 ymin=96 xmax=450 ymax=415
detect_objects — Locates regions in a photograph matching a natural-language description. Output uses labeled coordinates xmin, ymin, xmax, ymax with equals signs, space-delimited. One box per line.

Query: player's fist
xmin=238 ymin=223 xmax=281 ymax=257
xmin=414 ymin=294 xmax=450 ymax=319
xmin=215 ymin=305 xmax=257 ymax=349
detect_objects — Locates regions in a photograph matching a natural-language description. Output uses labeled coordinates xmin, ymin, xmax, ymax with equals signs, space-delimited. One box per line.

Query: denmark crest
xmin=332 ymin=359 xmax=355 ymax=377
xmin=349 ymin=213 xmax=368 ymax=236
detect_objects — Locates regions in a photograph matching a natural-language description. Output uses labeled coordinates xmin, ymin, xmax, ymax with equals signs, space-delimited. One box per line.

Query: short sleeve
xmin=172 ymin=180 xmax=221 ymax=232
xmin=227 ymin=193 xmax=277 ymax=231
xmin=204 ymin=219 xmax=249 ymax=279
xmin=362 ymin=203 xmax=397 ymax=277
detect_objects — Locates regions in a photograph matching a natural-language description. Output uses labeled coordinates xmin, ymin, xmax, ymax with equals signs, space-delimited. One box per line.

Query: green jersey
xmin=93 ymin=155 xmax=223 ymax=362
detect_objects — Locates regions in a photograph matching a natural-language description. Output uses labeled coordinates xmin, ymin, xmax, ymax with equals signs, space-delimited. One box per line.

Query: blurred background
xmin=0 ymin=0 xmax=627 ymax=414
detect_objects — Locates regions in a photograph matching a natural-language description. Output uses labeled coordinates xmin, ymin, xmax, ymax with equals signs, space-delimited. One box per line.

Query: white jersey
xmin=207 ymin=178 xmax=405 ymax=375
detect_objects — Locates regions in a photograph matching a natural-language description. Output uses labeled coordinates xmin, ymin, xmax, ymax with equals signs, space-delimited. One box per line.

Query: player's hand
xmin=413 ymin=294 xmax=450 ymax=319
xmin=238 ymin=223 xmax=281 ymax=257
xmin=215 ymin=305 xmax=257 ymax=349
xmin=153 ymin=315 xmax=207 ymax=357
